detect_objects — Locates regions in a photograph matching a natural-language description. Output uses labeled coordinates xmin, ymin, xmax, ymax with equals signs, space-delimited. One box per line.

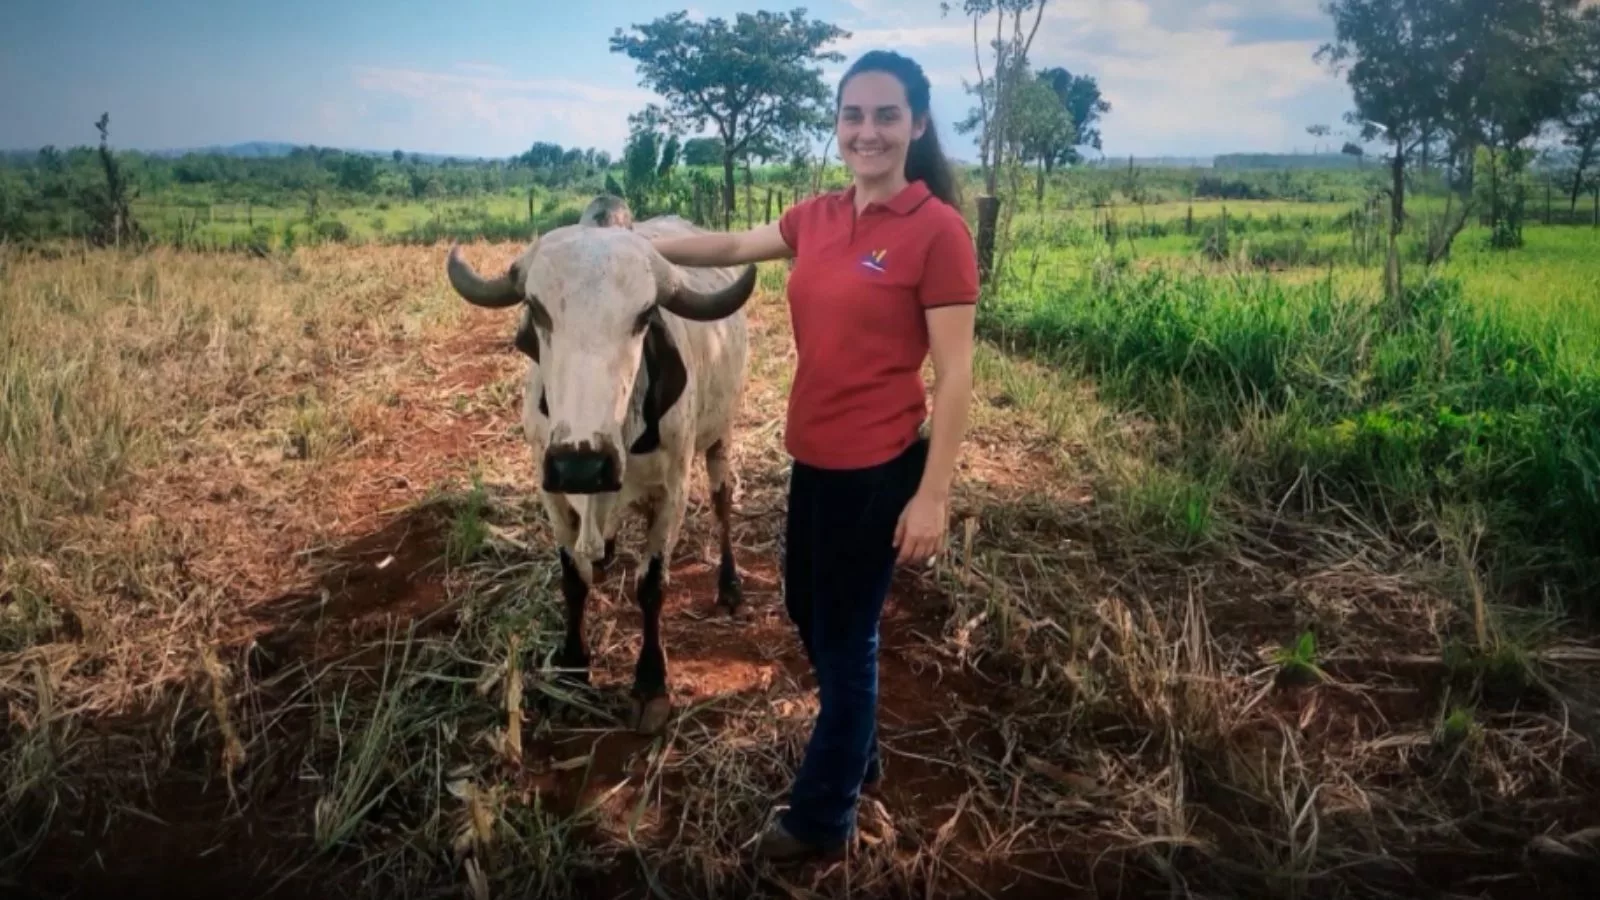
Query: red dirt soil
xmin=11 ymin=302 xmax=1082 ymax=900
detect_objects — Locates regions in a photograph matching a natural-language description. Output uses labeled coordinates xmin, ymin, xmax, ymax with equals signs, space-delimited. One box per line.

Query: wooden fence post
xmin=765 ymin=189 xmax=773 ymax=224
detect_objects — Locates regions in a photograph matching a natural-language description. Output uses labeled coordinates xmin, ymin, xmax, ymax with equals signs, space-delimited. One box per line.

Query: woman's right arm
xmin=652 ymin=221 xmax=793 ymax=268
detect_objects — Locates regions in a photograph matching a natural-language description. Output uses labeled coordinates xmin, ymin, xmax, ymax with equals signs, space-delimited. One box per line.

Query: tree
xmin=1038 ymin=67 xmax=1109 ymax=166
xmin=518 ymin=141 xmax=566 ymax=170
xmin=335 ymin=154 xmax=378 ymax=192
xmin=84 ymin=113 xmax=141 ymax=248
xmin=611 ymin=9 xmax=848 ymax=228
xmin=1316 ymin=0 xmax=1581 ymax=305
xmin=1008 ymin=69 xmax=1075 ymax=204
xmin=943 ymin=0 xmax=1052 ymax=284
xmin=1439 ymin=0 xmax=1580 ymax=249
xmin=1316 ymin=0 xmax=1445 ymax=307
xmin=1559 ymin=4 xmax=1600 ymax=211
xmin=682 ymin=137 xmax=725 ymax=168
xmin=1307 ymin=123 xmax=1333 ymax=153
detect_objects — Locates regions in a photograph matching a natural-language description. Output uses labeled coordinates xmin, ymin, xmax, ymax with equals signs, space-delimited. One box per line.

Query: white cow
xmin=444 ymin=196 xmax=754 ymax=735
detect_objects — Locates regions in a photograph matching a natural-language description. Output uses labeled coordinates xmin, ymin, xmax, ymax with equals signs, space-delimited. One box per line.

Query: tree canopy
xmin=609 ymin=8 xmax=848 ymax=224
xmin=1316 ymin=0 xmax=1586 ymax=291
xmin=1558 ymin=4 xmax=1600 ymax=208
xmin=1036 ymin=67 xmax=1109 ymax=168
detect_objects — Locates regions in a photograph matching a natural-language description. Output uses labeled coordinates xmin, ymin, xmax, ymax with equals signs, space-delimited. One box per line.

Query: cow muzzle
xmin=544 ymin=441 xmax=623 ymax=495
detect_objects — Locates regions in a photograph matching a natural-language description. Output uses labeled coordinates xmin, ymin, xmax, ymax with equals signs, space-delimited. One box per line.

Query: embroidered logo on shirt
xmin=859 ymin=249 xmax=888 ymax=274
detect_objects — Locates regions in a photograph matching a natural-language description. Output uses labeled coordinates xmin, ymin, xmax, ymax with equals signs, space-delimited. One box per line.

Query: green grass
xmin=984 ymin=233 xmax=1600 ymax=611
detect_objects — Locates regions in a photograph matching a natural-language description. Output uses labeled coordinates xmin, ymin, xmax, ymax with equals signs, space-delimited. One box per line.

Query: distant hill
xmin=1078 ymin=153 xmax=1366 ymax=171
xmin=1085 ymin=156 xmax=1214 ymax=169
xmin=1213 ymin=153 xmax=1364 ymax=171
xmin=1 ymin=141 xmax=498 ymax=163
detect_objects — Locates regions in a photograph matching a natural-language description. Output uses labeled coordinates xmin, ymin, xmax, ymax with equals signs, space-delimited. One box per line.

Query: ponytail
xmin=838 ymin=50 xmax=962 ymax=210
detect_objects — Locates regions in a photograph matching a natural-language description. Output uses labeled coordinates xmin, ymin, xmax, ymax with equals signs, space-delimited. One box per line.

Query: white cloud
xmin=454 ymin=62 xmax=510 ymax=77
xmin=349 ymin=66 xmax=654 ymax=155
xmin=831 ymin=0 xmax=1349 ymax=157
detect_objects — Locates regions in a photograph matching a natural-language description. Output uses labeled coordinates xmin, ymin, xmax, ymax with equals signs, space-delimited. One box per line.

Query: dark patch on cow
xmin=514 ymin=305 xmax=540 ymax=362
xmin=627 ymin=312 xmax=687 ymax=456
xmin=712 ymin=480 xmax=742 ymax=613
xmin=631 ymin=554 xmax=667 ymax=699
xmin=556 ymin=548 xmax=591 ymax=685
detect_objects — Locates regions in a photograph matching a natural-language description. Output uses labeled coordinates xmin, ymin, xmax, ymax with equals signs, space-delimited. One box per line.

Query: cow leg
xmin=555 ymin=547 xmax=592 ymax=687
xmin=705 ymin=438 xmax=744 ymax=615
xmin=630 ymin=472 xmax=687 ymax=736
xmin=543 ymin=492 xmax=591 ymax=689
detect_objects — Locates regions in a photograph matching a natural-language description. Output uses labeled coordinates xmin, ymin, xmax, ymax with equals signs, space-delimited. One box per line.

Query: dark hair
xmin=837 ymin=50 xmax=961 ymax=209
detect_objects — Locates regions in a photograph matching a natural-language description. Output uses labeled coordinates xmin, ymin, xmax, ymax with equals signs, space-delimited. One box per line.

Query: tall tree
xmin=1037 ymin=66 xmax=1110 ymax=167
xmin=943 ymin=0 xmax=1051 ymax=284
xmin=1316 ymin=0 xmax=1446 ymax=308
xmin=1009 ymin=69 xmax=1076 ymax=204
xmin=610 ymin=9 xmax=848 ymax=228
xmin=1559 ymin=4 xmax=1600 ymax=211
xmin=1316 ymin=0 xmax=1581 ymax=305
xmin=1439 ymin=0 xmax=1580 ymax=249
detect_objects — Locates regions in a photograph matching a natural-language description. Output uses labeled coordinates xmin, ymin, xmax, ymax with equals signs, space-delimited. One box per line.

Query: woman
xmin=651 ymin=49 xmax=980 ymax=862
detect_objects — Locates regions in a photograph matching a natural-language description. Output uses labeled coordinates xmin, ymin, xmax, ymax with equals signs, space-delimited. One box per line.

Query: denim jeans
xmin=779 ymin=436 xmax=928 ymax=848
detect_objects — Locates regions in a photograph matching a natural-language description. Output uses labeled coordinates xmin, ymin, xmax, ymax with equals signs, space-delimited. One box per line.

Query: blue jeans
xmin=779 ymin=437 xmax=927 ymax=848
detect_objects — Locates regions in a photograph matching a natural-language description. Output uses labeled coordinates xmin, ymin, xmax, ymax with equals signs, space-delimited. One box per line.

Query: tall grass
xmin=982 ymin=262 xmax=1600 ymax=610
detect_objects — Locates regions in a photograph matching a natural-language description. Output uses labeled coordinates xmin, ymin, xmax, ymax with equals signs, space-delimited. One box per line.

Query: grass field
xmin=4 ymin=188 xmax=1600 ymax=898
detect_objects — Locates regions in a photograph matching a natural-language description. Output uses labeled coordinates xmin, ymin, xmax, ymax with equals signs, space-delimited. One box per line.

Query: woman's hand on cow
xmin=893 ymin=489 xmax=948 ymax=566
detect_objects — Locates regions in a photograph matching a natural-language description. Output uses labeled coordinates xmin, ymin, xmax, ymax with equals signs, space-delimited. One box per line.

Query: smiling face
xmin=836 ymin=70 xmax=926 ymax=185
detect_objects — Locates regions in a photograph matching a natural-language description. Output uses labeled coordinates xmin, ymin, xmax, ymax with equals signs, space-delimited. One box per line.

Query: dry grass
xmin=2 ymin=241 xmax=1599 ymax=899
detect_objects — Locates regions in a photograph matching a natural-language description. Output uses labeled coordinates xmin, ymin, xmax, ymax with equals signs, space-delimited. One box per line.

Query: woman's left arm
xmin=894 ymin=304 xmax=976 ymax=566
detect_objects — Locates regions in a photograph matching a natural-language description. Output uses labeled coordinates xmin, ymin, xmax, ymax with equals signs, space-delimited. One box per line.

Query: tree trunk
xmin=1571 ymin=144 xmax=1594 ymax=213
xmin=721 ymin=152 xmax=735 ymax=231
xmin=976 ymin=195 xmax=1000 ymax=285
xmin=1035 ymin=159 xmax=1046 ymax=208
xmin=744 ymin=163 xmax=754 ymax=230
xmin=1386 ymin=142 xmax=1405 ymax=311
xmin=765 ymin=189 xmax=773 ymax=224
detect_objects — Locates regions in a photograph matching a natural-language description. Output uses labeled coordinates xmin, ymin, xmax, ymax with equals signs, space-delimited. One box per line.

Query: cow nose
xmin=543 ymin=443 xmax=621 ymax=494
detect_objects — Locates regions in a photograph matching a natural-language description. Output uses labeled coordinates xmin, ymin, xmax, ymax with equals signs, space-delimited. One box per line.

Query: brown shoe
xmin=753 ymin=820 xmax=845 ymax=864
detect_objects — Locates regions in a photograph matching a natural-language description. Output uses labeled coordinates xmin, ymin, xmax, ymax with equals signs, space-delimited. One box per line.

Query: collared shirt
xmin=777 ymin=179 xmax=979 ymax=470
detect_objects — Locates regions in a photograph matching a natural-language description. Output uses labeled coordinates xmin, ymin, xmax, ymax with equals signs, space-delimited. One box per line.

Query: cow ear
xmin=513 ymin=305 xmax=540 ymax=363
xmin=628 ymin=312 xmax=686 ymax=456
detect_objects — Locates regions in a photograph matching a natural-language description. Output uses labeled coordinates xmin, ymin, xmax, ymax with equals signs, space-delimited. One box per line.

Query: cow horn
xmin=446 ymin=245 xmax=523 ymax=308
xmin=651 ymin=254 xmax=758 ymax=322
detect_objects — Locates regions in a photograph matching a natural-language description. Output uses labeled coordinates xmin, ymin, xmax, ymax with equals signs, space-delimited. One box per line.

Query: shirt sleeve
xmin=918 ymin=212 xmax=980 ymax=308
xmin=778 ymin=197 xmax=809 ymax=254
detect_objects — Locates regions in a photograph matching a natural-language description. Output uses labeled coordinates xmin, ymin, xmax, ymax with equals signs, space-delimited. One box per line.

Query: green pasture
xmin=988 ymin=203 xmax=1600 ymax=610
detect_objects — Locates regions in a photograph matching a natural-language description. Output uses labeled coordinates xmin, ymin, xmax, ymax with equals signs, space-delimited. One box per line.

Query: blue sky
xmin=1 ymin=0 xmax=1358 ymax=161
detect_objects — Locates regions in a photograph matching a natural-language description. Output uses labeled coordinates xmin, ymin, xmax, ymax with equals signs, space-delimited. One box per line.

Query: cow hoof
xmin=630 ymin=695 xmax=673 ymax=736
xmin=717 ymin=573 xmax=744 ymax=618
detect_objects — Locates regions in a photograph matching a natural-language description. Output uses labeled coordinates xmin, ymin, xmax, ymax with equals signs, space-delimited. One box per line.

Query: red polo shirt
xmin=777 ymin=180 xmax=979 ymax=470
